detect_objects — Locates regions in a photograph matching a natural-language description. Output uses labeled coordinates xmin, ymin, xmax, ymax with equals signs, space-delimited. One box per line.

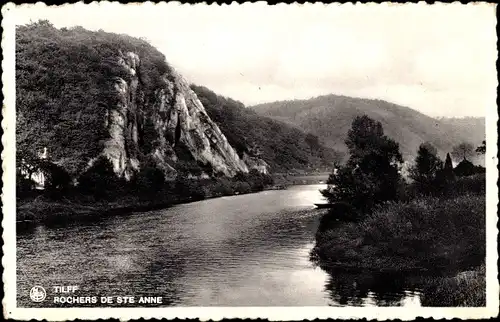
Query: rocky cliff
xmin=16 ymin=22 xmax=256 ymax=180
xmin=102 ymin=50 xmax=249 ymax=179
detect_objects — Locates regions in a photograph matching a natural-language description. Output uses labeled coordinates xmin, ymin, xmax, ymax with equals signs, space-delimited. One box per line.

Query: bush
xmin=312 ymin=194 xmax=485 ymax=272
xmin=408 ymin=142 xmax=444 ymax=196
xmin=134 ymin=164 xmax=165 ymax=198
xmin=442 ymin=173 xmax=485 ymax=198
xmin=420 ymin=264 xmax=486 ymax=306
xmin=16 ymin=173 xmax=37 ymax=198
xmin=233 ymin=181 xmax=252 ymax=194
xmin=454 ymin=159 xmax=477 ymax=177
xmin=174 ymin=174 xmax=206 ymax=201
xmin=39 ymin=161 xmax=72 ymax=196
xmin=77 ymin=156 xmax=124 ymax=200
xmin=213 ymin=177 xmax=234 ymax=196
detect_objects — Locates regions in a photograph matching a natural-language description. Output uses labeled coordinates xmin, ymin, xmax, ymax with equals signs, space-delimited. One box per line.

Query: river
xmin=17 ymin=184 xmax=421 ymax=307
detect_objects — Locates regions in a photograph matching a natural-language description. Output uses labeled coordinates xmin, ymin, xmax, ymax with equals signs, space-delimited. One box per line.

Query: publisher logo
xmin=30 ymin=286 xmax=46 ymax=302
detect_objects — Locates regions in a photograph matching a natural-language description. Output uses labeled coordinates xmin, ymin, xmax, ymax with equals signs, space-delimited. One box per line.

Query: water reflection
xmin=17 ymin=184 xmax=421 ymax=307
xmin=323 ymin=269 xmax=422 ymax=307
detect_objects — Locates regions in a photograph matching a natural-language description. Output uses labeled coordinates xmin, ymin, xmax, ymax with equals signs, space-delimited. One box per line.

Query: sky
xmin=11 ymin=2 xmax=497 ymax=117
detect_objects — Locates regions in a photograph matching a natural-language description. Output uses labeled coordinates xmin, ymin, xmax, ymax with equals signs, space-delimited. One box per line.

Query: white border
xmin=2 ymin=2 xmax=499 ymax=320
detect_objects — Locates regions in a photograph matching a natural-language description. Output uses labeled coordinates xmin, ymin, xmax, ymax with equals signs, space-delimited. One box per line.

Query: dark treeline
xmin=18 ymin=155 xmax=274 ymax=201
xmin=17 ymin=155 xmax=274 ymax=224
xmin=312 ymin=114 xmax=486 ymax=307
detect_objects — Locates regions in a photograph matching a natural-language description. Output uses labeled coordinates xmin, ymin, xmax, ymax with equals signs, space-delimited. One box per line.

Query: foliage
xmin=16 ymin=172 xmax=38 ymax=198
xmin=133 ymin=163 xmax=166 ymax=198
xmin=322 ymin=115 xmax=403 ymax=214
xmin=16 ymin=21 xmax=173 ymax=175
xmin=38 ymin=161 xmax=72 ymax=196
xmin=451 ymin=142 xmax=475 ymax=162
xmin=312 ymin=194 xmax=485 ymax=272
xmin=453 ymin=159 xmax=485 ymax=178
xmin=191 ymin=85 xmax=343 ymax=172
xmin=443 ymin=153 xmax=456 ymax=180
xmin=408 ymin=142 xmax=444 ymax=195
xmin=476 ymin=140 xmax=486 ymax=155
xmin=77 ymin=156 xmax=123 ymax=200
xmin=420 ymin=264 xmax=485 ymax=307
xmin=174 ymin=174 xmax=206 ymax=201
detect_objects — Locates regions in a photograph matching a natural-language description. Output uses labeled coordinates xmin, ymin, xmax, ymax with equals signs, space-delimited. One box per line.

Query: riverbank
xmin=311 ymin=182 xmax=486 ymax=306
xmin=17 ymin=182 xmax=282 ymax=227
xmin=313 ymin=194 xmax=485 ymax=273
xmin=419 ymin=263 xmax=486 ymax=306
xmin=17 ymin=197 xmax=175 ymax=226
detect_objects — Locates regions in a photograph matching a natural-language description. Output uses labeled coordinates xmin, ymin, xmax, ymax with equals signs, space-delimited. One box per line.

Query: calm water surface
xmin=17 ymin=185 xmax=421 ymax=307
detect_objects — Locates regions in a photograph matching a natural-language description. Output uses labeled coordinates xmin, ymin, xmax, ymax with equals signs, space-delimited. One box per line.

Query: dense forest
xmin=191 ymin=85 xmax=343 ymax=173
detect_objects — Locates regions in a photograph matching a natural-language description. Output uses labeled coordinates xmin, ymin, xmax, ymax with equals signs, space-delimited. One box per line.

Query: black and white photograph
xmin=2 ymin=2 xmax=498 ymax=320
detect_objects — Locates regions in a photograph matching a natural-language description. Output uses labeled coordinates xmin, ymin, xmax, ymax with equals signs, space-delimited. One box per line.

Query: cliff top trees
xmin=322 ymin=115 xmax=403 ymax=215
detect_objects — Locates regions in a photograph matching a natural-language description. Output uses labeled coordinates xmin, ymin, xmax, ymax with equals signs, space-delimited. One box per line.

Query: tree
xmin=409 ymin=142 xmax=443 ymax=195
xmin=39 ymin=161 xmax=72 ymax=194
xmin=77 ymin=156 xmax=121 ymax=200
xmin=322 ymin=115 xmax=403 ymax=215
xmin=476 ymin=140 xmax=486 ymax=155
xmin=451 ymin=142 xmax=474 ymax=161
xmin=135 ymin=164 xmax=165 ymax=198
xmin=442 ymin=153 xmax=456 ymax=181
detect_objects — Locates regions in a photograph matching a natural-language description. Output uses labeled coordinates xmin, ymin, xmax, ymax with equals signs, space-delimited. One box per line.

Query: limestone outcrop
xmin=102 ymin=50 xmax=251 ymax=179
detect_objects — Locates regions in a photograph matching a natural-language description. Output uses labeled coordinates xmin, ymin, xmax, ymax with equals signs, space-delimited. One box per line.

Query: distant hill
xmin=191 ymin=85 xmax=343 ymax=173
xmin=436 ymin=117 xmax=486 ymax=145
xmin=251 ymin=94 xmax=485 ymax=162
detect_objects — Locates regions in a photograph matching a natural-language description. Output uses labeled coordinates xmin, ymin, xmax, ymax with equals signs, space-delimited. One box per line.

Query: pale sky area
xmin=11 ymin=2 xmax=497 ymax=117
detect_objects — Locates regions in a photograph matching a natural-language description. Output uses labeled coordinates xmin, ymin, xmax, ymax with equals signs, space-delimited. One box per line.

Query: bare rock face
xmin=102 ymin=51 xmax=250 ymax=179
xmin=242 ymin=153 xmax=270 ymax=174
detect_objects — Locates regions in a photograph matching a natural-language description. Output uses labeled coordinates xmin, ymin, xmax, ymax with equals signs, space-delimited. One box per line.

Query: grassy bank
xmin=312 ymin=194 xmax=485 ymax=273
xmin=419 ymin=263 xmax=486 ymax=306
xmin=312 ymin=173 xmax=486 ymax=306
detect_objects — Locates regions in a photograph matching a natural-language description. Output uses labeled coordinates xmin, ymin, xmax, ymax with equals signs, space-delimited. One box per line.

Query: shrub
xmin=448 ymin=174 xmax=485 ymax=197
xmin=420 ymin=264 xmax=486 ymax=306
xmin=39 ymin=161 xmax=72 ymax=193
xmin=134 ymin=164 xmax=165 ymax=198
xmin=16 ymin=172 xmax=37 ymax=198
xmin=454 ymin=159 xmax=477 ymax=177
xmin=174 ymin=174 xmax=206 ymax=201
xmin=77 ymin=156 xmax=123 ymax=200
xmin=312 ymin=195 xmax=485 ymax=272
xmin=213 ymin=177 xmax=234 ymax=196
xmin=233 ymin=181 xmax=252 ymax=194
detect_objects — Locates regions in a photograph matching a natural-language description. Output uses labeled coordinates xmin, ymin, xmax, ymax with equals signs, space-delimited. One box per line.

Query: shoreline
xmin=16 ymin=185 xmax=290 ymax=228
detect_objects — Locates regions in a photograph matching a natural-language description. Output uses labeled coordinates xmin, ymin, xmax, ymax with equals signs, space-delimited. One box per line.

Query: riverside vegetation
xmin=312 ymin=115 xmax=486 ymax=307
xmin=16 ymin=21 xmax=339 ymax=225
xmin=17 ymin=155 xmax=274 ymax=224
